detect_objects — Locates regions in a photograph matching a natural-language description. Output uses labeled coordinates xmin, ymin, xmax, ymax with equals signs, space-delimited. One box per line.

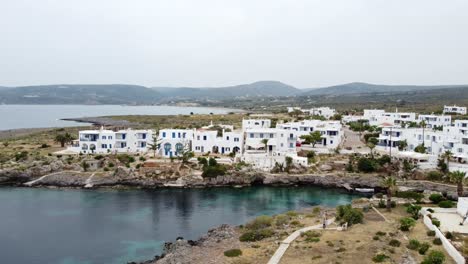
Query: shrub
xmin=202 ymin=164 xmax=227 ymax=178
xmin=290 ymin=220 xmax=302 ymax=226
xmin=108 ymin=162 xmax=115 ymax=167
xmin=94 ymin=155 xmax=104 ymax=160
xmin=445 ymin=231 xmax=453 ymax=239
xmin=427 ymin=208 xmax=435 ymax=213
xmin=301 ymin=230 xmax=321 ymax=238
xmin=139 ymin=156 xmax=146 ymax=161
xmin=117 ymin=154 xmax=135 ymax=164
xmin=438 ymin=200 xmax=454 ymax=208
xmin=103 ymin=167 xmax=109 ymax=171
xmin=431 ymin=218 xmax=441 ymax=227
xmin=40 ymin=143 xmax=49 ymax=148
xmin=399 ymin=217 xmax=416 ymax=231
xmin=407 ymin=239 xmax=421 ymax=250
xmin=378 ymin=155 xmax=391 ymax=165
xmin=378 ymin=199 xmax=386 ymax=208
xmin=389 ymin=239 xmax=401 ymax=247
xmin=432 ymin=238 xmax=442 ymax=245
xmin=375 ymin=231 xmax=386 ymax=236
xmin=429 ymin=193 xmax=445 ymax=204
xmin=305 ymin=237 xmax=320 ymax=243
xmin=357 ymin=157 xmax=378 ymax=172
xmin=197 ymin=157 xmax=208 ymax=166
xmin=373 ymin=236 xmax=380 ymax=241
xmin=427 ymin=230 xmax=436 ymax=236
xmin=419 ymin=242 xmax=431 ymax=255
xmin=372 ymin=254 xmax=389 ymax=263
xmin=275 ymin=214 xmax=290 ymax=227
xmin=286 ymin=210 xmax=298 ymax=217
xmin=406 ymin=204 xmax=422 ymax=219
xmin=421 ymin=250 xmax=445 ymax=264
xmin=246 ymin=215 xmax=273 ymax=230
xmin=239 ymin=229 xmax=274 ymax=242
xmin=427 ymin=171 xmax=444 ymax=181
xmin=395 ymin=191 xmax=424 ymax=200
xmin=15 ymin=151 xmax=28 ymax=161
xmin=336 ymin=205 xmax=363 ymax=226
xmin=224 ymin=249 xmax=242 ymax=257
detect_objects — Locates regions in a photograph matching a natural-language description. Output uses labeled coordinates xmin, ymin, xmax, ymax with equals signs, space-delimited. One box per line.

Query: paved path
xmin=267 ymin=218 xmax=336 ymax=264
xmin=84 ymin=173 xmax=96 ymax=188
xmin=342 ymin=126 xmax=368 ymax=153
xmin=23 ymin=171 xmax=82 ymax=186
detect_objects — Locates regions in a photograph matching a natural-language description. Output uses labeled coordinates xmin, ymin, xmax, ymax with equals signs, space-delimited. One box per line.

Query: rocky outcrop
xmin=133 ymin=225 xmax=238 ymax=264
xmin=0 ymin=160 xmax=64 ymax=185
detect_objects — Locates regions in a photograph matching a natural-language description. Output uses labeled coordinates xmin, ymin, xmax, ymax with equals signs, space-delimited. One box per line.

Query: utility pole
xmin=389 ymin=126 xmax=392 ymax=160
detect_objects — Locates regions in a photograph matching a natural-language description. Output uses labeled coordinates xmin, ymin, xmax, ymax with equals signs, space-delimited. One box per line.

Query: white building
xmin=192 ymin=128 xmax=243 ymax=155
xmin=158 ymin=129 xmax=194 ymax=157
xmin=444 ymin=105 xmax=467 ymax=115
xmin=242 ymin=119 xmax=271 ymax=130
xmin=69 ymin=128 xmax=155 ymax=154
xmin=277 ymin=120 xmax=343 ymax=149
xmin=287 ymin=107 xmax=336 ymax=119
xmin=418 ymin=114 xmax=452 ymax=129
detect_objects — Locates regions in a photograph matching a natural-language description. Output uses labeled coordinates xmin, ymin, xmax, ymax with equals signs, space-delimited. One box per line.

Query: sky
xmin=1 ymin=0 xmax=468 ymax=88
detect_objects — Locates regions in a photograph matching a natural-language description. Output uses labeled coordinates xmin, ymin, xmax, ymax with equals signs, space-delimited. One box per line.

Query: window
xmin=203 ymin=136 xmax=207 ymax=140
xmin=260 ymin=133 xmax=264 ymax=138
xmin=226 ymin=136 xmax=230 ymax=140
xmin=178 ymin=132 xmax=181 ymax=138
xmin=108 ymin=136 xmax=112 ymax=139
xmin=101 ymin=144 xmax=107 ymax=148
xmin=250 ymin=133 xmax=254 ymax=138
xmin=270 ymin=133 xmax=273 ymax=138
xmin=172 ymin=132 xmax=176 ymax=138
xmin=102 ymin=136 xmax=106 ymax=139
xmin=197 ymin=135 xmax=200 ymax=140
xmin=109 ymin=144 xmax=112 ymax=148
xmin=162 ymin=132 xmax=166 ymax=138
xmin=289 ymin=143 xmax=294 ymax=148
xmin=183 ymin=133 xmax=186 ymax=138
xmin=234 ymin=138 xmax=239 ymax=142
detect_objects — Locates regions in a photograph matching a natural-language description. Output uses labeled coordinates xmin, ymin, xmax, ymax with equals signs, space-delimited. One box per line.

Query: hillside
xmin=302 ymin=82 xmax=466 ymax=96
xmin=153 ymin=81 xmax=300 ymax=100
xmin=0 ymin=84 xmax=161 ymax=104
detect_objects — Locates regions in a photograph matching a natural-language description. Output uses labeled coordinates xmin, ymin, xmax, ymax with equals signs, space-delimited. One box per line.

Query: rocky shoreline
xmin=0 ymin=162 xmax=460 ymax=198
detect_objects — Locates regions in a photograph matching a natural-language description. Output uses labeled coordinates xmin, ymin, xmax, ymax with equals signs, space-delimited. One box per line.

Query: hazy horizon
xmin=1 ymin=0 xmax=468 ymax=88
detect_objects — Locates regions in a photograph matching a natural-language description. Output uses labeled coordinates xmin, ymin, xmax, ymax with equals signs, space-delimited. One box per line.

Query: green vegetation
xmin=418 ymin=242 xmax=431 ymax=255
xmin=388 ymin=239 xmax=401 ymax=247
xmin=406 ymin=204 xmax=422 ymax=220
xmin=429 ymin=193 xmax=444 ymax=203
xmin=449 ymin=170 xmax=467 ymax=197
xmin=407 ymin=239 xmax=421 ymax=250
xmin=201 ymin=158 xmax=227 ymax=178
xmin=421 ymin=250 xmax=445 ymax=264
xmin=336 ymin=205 xmax=363 ymax=226
xmin=239 ymin=229 xmax=274 ymax=242
xmin=399 ymin=217 xmax=416 ymax=231
xmin=299 ymin=131 xmax=323 ymax=147
xmin=438 ymin=200 xmax=454 ymax=208
xmin=223 ymin=249 xmax=242 ymax=257
xmin=372 ymin=253 xmax=389 ymax=263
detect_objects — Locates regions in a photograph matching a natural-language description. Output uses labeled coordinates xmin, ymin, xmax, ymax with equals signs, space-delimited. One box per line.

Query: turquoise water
xmin=0 ymin=105 xmax=239 ymax=130
xmin=0 ymin=187 xmax=361 ymax=264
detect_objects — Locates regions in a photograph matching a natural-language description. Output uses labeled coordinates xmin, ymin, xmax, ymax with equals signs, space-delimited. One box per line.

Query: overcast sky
xmin=1 ymin=0 xmax=467 ymax=88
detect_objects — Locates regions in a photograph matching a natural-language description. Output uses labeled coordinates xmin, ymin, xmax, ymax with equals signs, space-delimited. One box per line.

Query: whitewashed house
xmin=444 ymin=105 xmax=467 ymax=115
xmin=277 ymin=120 xmax=343 ymax=149
xmin=287 ymin=107 xmax=336 ymax=119
xmin=158 ymin=129 xmax=194 ymax=157
xmin=69 ymin=128 xmax=154 ymax=154
xmin=192 ymin=128 xmax=243 ymax=155
xmin=418 ymin=114 xmax=452 ymax=129
xmin=242 ymin=119 xmax=271 ymax=129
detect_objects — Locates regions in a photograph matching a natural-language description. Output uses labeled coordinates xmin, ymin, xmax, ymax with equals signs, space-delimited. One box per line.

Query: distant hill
xmin=301 ymin=82 xmax=467 ymax=96
xmin=0 ymin=81 xmax=466 ymax=105
xmin=0 ymin=84 xmax=161 ymax=104
xmin=153 ymin=81 xmax=300 ymax=100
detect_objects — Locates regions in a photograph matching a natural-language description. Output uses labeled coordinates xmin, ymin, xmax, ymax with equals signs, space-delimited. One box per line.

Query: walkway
xmin=84 ymin=173 xmax=96 ymax=188
xmin=267 ymin=218 xmax=336 ymax=264
xmin=342 ymin=126 xmax=368 ymax=153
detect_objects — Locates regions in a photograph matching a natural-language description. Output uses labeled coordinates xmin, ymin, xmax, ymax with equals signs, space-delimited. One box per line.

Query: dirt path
xmin=342 ymin=126 xmax=368 ymax=152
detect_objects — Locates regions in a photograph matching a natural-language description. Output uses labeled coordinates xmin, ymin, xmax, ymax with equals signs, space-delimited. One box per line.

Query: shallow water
xmin=0 ymin=105 xmax=238 ymax=130
xmin=0 ymin=186 xmax=361 ymax=264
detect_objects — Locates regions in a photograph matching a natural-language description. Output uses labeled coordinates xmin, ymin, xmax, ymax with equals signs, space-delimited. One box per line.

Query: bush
xmin=117 ymin=154 xmax=135 ymax=164
xmin=301 ymin=230 xmax=321 ymax=238
xmin=40 ymin=143 xmax=49 ymax=148
xmin=389 ymin=239 xmax=401 ymax=247
xmin=375 ymin=231 xmax=386 ymax=236
xmin=239 ymin=229 xmax=274 ymax=242
xmin=378 ymin=155 xmax=391 ymax=165
xmin=373 ymin=236 xmax=380 ymax=241
xmin=372 ymin=254 xmax=389 ymax=263
xmin=94 ymin=155 xmax=104 ymax=160
xmin=427 ymin=171 xmax=444 ymax=181
xmin=399 ymin=217 xmax=416 ymax=231
xmin=224 ymin=249 xmax=242 ymax=257
xmin=357 ymin=157 xmax=378 ymax=173
xmin=305 ymin=237 xmax=320 ymax=243
xmin=15 ymin=151 xmax=28 ymax=161
xmin=445 ymin=231 xmax=453 ymax=239
xmin=432 ymin=238 xmax=442 ymax=245
xmin=427 ymin=230 xmax=436 ymax=236
xmin=246 ymin=215 xmax=273 ymax=230
xmin=419 ymin=242 xmax=431 ymax=255
xmin=407 ymin=239 xmax=421 ymax=250
xmin=139 ymin=156 xmax=146 ymax=161
xmin=202 ymin=164 xmax=227 ymax=178
xmin=431 ymin=218 xmax=441 ymax=227
xmin=286 ymin=210 xmax=298 ymax=217
xmin=421 ymin=250 xmax=445 ymax=264
xmin=427 ymin=208 xmax=435 ymax=213
xmin=438 ymin=200 xmax=454 ymax=208
xmin=275 ymin=214 xmax=290 ymax=227
xmin=197 ymin=157 xmax=208 ymax=166
xmin=108 ymin=162 xmax=115 ymax=167
xmin=336 ymin=205 xmax=363 ymax=226
xmin=395 ymin=191 xmax=424 ymax=200
xmin=429 ymin=193 xmax=445 ymax=204
xmin=406 ymin=204 xmax=422 ymax=220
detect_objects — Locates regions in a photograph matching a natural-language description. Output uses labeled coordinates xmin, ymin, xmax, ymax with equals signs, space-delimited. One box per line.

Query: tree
xmin=414 ymin=144 xmax=426 ymax=154
xmin=300 ymin=131 xmax=322 ymax=147
xmin=367 ymin=137 xmax=378 ymax=158
xmin=289 ymin=109 xmax=303 ymax=118
xmin=420 ymin=120 xmax=426 ymax=147
xmin=382 ymin=177 xmax=397 ymax=211
xmin=261 ymin=138 xmax=269 ymax=152
xmin=147 ymin=132 xmax=162 ymax=157
xmin=441 ymin=150 xmax=453 ymax=172
xmin=55 ymin=133 xmax=74 ymax=147
xmin=449 ymin=171 xmax=467 ymax=197
xmin=81 ymin=160 xmax=90 ymax=172
xmin=398 ymin=140 xmax=408 ymax=151
xmin=285 ymin=156 xmax=293 ymax=172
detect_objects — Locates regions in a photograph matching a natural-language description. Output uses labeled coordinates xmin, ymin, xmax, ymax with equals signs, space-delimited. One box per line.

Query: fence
xmin=421 ymin=210 xmax=466 ymax=264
